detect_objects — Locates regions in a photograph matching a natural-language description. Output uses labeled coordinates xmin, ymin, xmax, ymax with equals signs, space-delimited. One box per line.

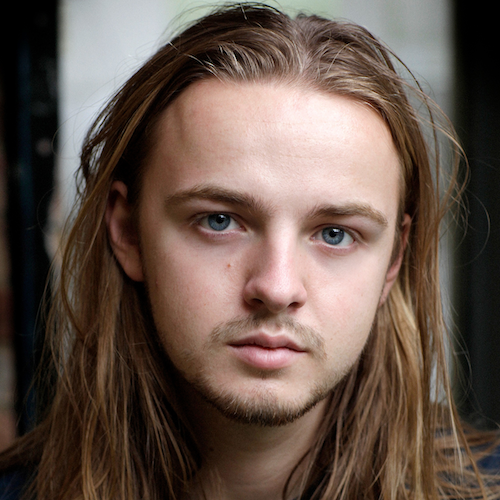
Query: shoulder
xmin=0 ymin=469 xmax=28 ymax=500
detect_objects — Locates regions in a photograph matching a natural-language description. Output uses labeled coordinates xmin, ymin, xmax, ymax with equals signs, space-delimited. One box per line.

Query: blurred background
xmin=0 ymin=0 xmax=498 ymax=449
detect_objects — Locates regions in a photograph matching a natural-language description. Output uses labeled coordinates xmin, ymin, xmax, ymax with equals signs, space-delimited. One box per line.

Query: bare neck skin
xmin=183 ymin=390 xmax=327 ymax=500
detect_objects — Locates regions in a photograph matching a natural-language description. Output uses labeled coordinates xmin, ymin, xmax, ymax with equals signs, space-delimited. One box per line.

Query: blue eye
xmin=321 ymin=227 xmax=353 ymax=246
xmin=199 ymin=213 xmax=241 ymax=232
xmin=207 ymin=214 xmax=231 ymax=231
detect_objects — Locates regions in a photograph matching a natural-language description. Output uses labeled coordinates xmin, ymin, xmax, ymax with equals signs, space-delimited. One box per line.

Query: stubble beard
xmin=176 ymin=314 xmax=352 ymax=427
xmin=188 ymin=372 xmax=335 ymax=427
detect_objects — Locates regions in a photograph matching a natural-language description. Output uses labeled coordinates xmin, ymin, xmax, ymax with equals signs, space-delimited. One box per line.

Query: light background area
xmin=57 ymin=0 xmax=453 ymax=216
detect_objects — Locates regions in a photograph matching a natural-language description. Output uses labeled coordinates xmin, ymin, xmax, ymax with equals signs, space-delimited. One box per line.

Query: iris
xmin=207 ymin=214 xmax=231 ymax=231
xmin=322 ymin=227 xmax=345 ymax=246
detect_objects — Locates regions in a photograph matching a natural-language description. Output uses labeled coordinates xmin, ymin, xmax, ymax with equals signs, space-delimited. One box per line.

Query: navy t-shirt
xmin=0 ymin=470 xmax=27 ymax=500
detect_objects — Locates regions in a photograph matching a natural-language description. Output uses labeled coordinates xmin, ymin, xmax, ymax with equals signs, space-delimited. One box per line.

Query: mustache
xmin=210 ymin=313 xmax=326 ymax=358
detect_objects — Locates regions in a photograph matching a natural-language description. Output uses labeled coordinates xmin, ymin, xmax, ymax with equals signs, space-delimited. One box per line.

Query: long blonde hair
xmin=2 ymin=4 xmax=499 ymax=499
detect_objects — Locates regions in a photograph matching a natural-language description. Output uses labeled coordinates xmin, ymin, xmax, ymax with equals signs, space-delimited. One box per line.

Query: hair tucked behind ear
xmin=1 ymin=4 xmax=499 ymax=499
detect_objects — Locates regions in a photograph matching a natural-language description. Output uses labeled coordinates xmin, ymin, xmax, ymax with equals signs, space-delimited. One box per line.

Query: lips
xmin=230 ymin=333 xmax=306 ymax=351
xmin=228 ymin=333 xmax=306 ymax=370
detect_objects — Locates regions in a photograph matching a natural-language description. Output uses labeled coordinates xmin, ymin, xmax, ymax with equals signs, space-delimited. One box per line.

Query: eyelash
xmin=194 ymin=212 xmax=358 ymax=249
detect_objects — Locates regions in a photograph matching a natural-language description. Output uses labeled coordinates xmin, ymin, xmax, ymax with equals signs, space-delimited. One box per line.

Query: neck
xmin=182 ymin=391 xmax=327 ymax=500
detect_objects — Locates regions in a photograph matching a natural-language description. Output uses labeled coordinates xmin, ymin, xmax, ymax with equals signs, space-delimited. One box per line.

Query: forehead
xmin=144 ymin=79 xmax=401 ymax=222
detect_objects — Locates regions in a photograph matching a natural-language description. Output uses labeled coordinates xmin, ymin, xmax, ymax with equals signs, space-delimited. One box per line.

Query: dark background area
xmin=1 ymin=0 xmax=57 ymax=438
xmin=0 ymin=0 xmax=499 ymax=447
xmin=454 ymin=0 xmax=500 ymax=428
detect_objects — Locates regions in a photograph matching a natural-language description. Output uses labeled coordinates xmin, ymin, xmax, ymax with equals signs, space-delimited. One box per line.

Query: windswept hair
xmin=1 ymin=3 xmax=499 ymax=499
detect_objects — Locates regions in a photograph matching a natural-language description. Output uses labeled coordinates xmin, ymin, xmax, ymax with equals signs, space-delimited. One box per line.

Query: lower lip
xmin=229 ymin=345 xmax=303 ymax=370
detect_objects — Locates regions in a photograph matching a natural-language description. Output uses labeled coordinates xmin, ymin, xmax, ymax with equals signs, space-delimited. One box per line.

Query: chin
xmin=190 ymin=374 xmax=333 ymax=427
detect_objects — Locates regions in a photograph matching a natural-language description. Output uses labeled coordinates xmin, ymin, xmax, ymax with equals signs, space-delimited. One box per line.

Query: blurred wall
xmin=57 ymin=0 xmax=453 ymax=219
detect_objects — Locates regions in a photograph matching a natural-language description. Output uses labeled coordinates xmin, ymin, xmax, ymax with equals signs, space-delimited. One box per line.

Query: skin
xmin=106 ymin=80 xmax=410 ymax=499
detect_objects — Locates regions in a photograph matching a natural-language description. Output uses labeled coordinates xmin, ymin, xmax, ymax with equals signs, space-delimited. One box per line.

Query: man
xmin=1 ymin=4 xmax=499 ymax=499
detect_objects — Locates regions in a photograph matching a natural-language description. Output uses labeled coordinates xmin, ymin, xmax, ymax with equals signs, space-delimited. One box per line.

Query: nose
xmin=243 ymin=237 xmax=307 ymax=314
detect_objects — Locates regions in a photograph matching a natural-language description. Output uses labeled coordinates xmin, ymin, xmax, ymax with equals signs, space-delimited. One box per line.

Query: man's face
xmin=111 ymin=80 xmax=406 ymax=426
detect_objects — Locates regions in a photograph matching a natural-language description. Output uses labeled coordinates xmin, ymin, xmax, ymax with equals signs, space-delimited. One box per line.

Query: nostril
xmin=244 ymin=286 xmax=306 ymax=314
xmin=246 ymin=297 xmax=265 ymax=309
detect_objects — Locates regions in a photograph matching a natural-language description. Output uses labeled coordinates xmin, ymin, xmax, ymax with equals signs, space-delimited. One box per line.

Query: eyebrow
xmin=164 ymin=185 xmax=268 ymax=215
xmin=306 ymin=204 xmax=388 ymax=228
xmin=164 ymin=185 xmax=388 ymax=228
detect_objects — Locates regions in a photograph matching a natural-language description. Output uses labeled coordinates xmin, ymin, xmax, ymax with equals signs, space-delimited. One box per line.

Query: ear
xmin=105 ymin=181 xmax=144 ymax=281
xmin=379 ymin=214 xmax=411 ymax=305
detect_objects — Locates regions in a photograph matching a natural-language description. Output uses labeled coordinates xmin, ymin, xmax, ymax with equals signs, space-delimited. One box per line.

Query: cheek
xmin=312 ymin=264 xmax=387 ymax=356
xmin=141 ymin=238 xmax=237 ymax=350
